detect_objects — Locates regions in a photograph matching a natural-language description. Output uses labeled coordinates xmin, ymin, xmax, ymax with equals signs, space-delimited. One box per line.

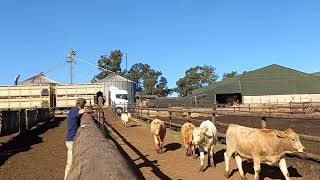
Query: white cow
xmin=192 ymin=120 xmax=218 ymax=172
xmin=120 ymin=113 xmax=131 ymax=126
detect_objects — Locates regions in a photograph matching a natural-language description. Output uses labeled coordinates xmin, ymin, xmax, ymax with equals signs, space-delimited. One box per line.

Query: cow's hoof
xmin=224 ymin=172 xmax=230 ymax=178
xmin=241 ymin=176 xmax=247 ymax=180
xmin=210 ymin=163 xmax=216 ymax=168
xmin=193 ymin=154 xmax=197 ymax=159
xmin=199 ymin=165 xmax=205 ymax=172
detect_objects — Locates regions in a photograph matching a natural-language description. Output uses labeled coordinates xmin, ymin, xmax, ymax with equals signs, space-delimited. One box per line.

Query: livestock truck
xmin=0 ymin=83 xmax=129 ymax=111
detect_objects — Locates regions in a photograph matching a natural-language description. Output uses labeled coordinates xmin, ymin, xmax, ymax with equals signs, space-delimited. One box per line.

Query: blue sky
xmin=1 ymin=0 xmax=320 ymax=90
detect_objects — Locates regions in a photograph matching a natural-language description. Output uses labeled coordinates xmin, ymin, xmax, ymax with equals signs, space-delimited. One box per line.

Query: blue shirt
xmin=66 ymin=107 xmax=81 ymax=141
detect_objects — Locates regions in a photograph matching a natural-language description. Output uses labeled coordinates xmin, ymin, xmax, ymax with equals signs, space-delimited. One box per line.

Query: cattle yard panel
xmin=131 ymin=106 xmax=320 ymax=162
xmin=0 ymin=108 xmax=53 ymax=136
xmin=0 ymin=85 xmax=51 ymax=109
xmin=55 ymin=83 xmax=104 ymax=108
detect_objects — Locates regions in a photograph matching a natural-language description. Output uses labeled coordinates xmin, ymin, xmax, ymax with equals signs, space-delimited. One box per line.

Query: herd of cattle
xmin=120 ymin=113 xmax=305 ymax=180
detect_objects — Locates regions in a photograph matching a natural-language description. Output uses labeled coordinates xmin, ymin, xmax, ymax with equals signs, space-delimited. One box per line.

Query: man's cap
xmin=76 ymin=98 xmax=87 ymax=106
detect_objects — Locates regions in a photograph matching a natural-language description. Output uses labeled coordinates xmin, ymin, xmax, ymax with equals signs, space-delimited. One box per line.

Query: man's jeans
xmin=64 ymin=141 xmax=73 ymax=180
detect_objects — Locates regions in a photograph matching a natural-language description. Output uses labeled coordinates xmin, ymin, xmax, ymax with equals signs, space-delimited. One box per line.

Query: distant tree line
xmin=92 ymin=49 xmax=246 ymax=97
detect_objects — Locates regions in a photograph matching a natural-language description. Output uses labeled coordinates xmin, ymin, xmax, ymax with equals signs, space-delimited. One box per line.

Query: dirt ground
xmin=0 ymin=111 xmax=319 ymax=180
xmin=104 ymin=109 xmax=320 ymax=180
xmin=0 ymin=117 xmax=66 ymax=180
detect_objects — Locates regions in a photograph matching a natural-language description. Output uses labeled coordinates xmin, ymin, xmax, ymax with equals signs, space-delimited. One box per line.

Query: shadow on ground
xmin=228 ymin=159 xmax=302 ymax=180
xmin=0 ymin=117 xmax=64 ymax=166
xmin=164 ymin=143 xmax=182 ymax=153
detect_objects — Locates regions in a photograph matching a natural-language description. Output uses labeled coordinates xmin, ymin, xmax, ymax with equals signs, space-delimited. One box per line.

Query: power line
xmin=43 ymin=62 xmax=67 ymax=74
xmin=75 ymin=58 xmax=114 ymax=73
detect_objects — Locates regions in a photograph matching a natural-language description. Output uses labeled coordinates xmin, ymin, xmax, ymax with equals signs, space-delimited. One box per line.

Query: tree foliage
xmin=222 ymin=71 xmax=238 ymax=80
xmin=92 ymin=49 xmax=123 ymax=82
xmin=176 ymin=65 xmax=218 ymax=97
xmin=128 ymin=63 xmax=171 ymax=97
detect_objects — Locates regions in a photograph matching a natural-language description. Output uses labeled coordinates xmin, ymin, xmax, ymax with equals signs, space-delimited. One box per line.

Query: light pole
xmin=123 ymin=52 xmax=129 ymax=111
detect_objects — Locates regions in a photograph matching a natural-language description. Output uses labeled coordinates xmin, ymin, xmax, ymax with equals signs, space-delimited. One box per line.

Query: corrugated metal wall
xmin=103 ymin=81 xmax=136 ymax=106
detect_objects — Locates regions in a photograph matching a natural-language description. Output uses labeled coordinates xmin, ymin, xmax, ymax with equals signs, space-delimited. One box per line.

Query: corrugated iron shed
xmin=96 ymin=74 xmax=135 ymax=83
xmin=19 ymin=73 xmax=59 ymax=85
xmin=192 ymin=64 xmax=320 ymax=98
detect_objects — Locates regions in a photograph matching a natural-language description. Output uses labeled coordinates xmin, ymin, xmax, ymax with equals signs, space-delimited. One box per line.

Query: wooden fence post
xmin=147 ymin=109 xmax=150 ymax=123
xmin=261 ymin=117 xmax=267 ymax=129
xmin=212 ymin=113 xmax=216 ymax=122
xmin=169 ymin=111 xmax=172 ymax=129
xmin=157 ymin=107 xmax=159 ymax=119
xmin=187 ymin=111 xmax=191 ymax=119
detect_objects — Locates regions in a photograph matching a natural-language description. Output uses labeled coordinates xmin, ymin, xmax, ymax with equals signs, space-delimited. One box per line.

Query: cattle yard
xmin=104 ymin=107 xmax=320 ymax=179
xmin=132 ymin=106 xmax=320 ymax=161
xmin=1 ymin=105 xmax=320 ymax=179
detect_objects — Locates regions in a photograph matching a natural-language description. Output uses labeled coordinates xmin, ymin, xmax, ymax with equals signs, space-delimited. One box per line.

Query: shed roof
xmin=311 ymin=72 xmax=320 ymax=77
xmin=19 ymin=73 xmax=59 ymax=85
xmin=97 ymin=74 xmax=135 ymax=83
xmin=193 ymin=64 xmax=320 ymax=96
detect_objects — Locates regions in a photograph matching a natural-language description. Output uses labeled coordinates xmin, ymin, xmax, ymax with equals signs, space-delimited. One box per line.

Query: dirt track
xmin=0 ymin=117 xmax=66 ymax=180
xmin=104 ymin=109 xmax=320 ymax=180
xmin=0 ymin=111 xmax=319 ymax=180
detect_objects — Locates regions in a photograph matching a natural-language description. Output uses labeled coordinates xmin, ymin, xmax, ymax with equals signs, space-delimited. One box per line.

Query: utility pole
xmin=124 ymin=52 xmax=129 ymax=110
xmin=67 ymin=48 xmax=76 ymax=84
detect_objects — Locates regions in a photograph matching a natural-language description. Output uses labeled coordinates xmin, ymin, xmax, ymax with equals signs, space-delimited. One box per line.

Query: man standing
xmin=64 ymin=98 xmax=86 ymax=180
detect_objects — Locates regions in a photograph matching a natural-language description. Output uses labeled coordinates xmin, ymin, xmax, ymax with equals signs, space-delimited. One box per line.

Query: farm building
xmin=18 ymin=73 xmax=59 ymax=85
xmin=192 ymin=64 xmax=320 ymax=105
xmin=97 ymin=74 xmax=136 ymax=105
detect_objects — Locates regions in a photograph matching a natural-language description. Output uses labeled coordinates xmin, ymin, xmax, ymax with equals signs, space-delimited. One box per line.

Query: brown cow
xmin=150 ymin=119 xmax=166 ymax=154
xmin=181 ymin=122 xmax=196 ymax=158
xmin=224 ymin=124 xmax=305 ymax=180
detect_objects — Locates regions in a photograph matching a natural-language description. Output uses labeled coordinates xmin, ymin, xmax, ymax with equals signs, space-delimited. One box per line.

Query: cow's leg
xmin=253 ymin=157 xmax=261 ymax=180
xmin=224 ymin=150 xmax=234 ymax=178
xmin=159 ymin=136 xmax=164 ymax=154
xmin=235 ymin=155 xmax=246 ymax=180
xmin=279 ymin=158 xmax=290 ymax=180
xmin=199 ymin=147 xmax=205 ymax=172
xmin=209 ymin=144 xmax=216 ymax=168
xmin=192 ymin=145 xmax=197 ymax=159
xmin=153 ymin=135 xmax=160 ymax=153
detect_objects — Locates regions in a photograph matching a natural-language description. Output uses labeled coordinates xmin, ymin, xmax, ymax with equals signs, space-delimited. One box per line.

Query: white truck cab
xmin=109 ymin=86 xmax=129 ymax=115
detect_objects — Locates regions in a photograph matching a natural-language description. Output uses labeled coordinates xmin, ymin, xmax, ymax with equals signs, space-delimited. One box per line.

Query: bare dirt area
xmin=104 ymin=109 xmax=320 ymax=180
xmin=0 ymin=117 xmax=66 ymax=180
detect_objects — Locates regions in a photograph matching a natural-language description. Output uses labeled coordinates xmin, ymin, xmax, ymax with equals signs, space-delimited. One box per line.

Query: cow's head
xmin=192 ymin=127 xmax=207 ymax=145
xmin=276 ymin=128 xmax=305 ymax=153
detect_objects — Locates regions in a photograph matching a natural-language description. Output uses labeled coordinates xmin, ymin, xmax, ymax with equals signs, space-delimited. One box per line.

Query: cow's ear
xmin=285 ymin=128 xmax=294 ymax=134
xmin=276 ymin=131 xmax=287 ymax=138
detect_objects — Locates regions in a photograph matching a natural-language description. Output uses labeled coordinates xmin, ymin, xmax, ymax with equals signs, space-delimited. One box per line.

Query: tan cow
xmin=224 ymin=124 xmax=305 ymax=180
xmin=150 ymin=119 xmax=166 ymax=154
xmin=181 ymin=122 xmax=196 ymax=158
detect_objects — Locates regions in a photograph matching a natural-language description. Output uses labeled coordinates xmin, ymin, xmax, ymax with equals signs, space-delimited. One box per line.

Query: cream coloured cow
xmin=150 ymin=119 xmax=166 ymax=154
xmin=120 ymin=113 xmax=131 ymax=126
xmin=224 ymin=124 xmax=305 ymax=180
xmin=181 ymin=122 xmax=196 ymax=158
xmin=192 ymin=120 xmax=218 ymax=172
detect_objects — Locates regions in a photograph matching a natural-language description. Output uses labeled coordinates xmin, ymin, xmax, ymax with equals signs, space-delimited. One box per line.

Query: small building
xmin=192 ymin=64 xmax=320 ymax=105
xmin=97 ymin=74 xmax=136 ymax=105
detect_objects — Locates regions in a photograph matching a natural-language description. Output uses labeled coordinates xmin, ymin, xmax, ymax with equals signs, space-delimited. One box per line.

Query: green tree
xmin=176 ymin=65 xmax=218 ymax=97
xmin=128 ymin=63 xmax=171 ymax=97
xmin=222 ymin=71 xmax=238 ymax=80
xmin=92 ymin=49 xmax=123 ymax=82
